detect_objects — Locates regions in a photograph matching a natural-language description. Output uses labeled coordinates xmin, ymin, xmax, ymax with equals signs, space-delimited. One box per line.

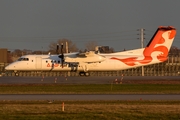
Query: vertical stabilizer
xmin=144 ymin=26 xmax=176 ymax=58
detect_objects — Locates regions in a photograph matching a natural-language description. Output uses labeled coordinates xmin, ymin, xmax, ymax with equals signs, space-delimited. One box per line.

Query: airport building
xmin=0 ymin=49 xmax=8 ymax=72
xmin=0 ymin=48 xmax=7 ymax=63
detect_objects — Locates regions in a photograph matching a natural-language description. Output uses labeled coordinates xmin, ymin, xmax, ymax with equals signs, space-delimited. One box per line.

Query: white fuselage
xmin=5 ymin=50 xmax=162 ymax=72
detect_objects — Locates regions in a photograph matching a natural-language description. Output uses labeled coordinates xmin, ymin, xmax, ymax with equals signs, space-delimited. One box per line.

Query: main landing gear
xmin=13 ymin=71 xmax=19 ymax=76
xmin=79 ymin=72 xmax=90 ymax=76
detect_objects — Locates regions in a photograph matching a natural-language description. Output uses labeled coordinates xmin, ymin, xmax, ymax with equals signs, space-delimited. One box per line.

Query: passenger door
xmin=36 ymin=57 xmax=42 ymax=70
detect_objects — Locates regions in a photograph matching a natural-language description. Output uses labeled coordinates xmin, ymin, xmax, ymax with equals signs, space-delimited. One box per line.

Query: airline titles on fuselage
xmin=46 ymin=63 xmax=67 ymax=67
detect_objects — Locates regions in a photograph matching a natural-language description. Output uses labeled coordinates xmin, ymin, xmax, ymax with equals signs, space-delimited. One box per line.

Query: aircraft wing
xmin=65 ymin=51 xmax=106 ymax=63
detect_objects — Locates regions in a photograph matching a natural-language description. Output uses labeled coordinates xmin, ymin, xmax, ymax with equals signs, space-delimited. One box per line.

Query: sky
xmin=0 ymin=0 xmax=180 ymax=52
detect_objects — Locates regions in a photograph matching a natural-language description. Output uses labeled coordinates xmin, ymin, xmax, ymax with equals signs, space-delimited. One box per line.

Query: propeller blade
xmin=61 ymin=43 xmax=63 ymax=54
xmin=56 ymin=44 xmax=59 ymax=54
xmin=59 ymin=43 xmax=64 ymax=68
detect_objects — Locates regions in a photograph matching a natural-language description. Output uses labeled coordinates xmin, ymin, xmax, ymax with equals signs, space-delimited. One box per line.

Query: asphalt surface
xmin=0 ymin=94 xmax=180 ymax=101
xmin=0 ymin=76 xmax=180 ymax=101
xmin=0 ymin=76 xmax=180 ymax=84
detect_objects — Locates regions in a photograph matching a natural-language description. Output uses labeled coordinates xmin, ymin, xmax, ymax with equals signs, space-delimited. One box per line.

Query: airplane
xmin=5 ymin=26 xmax=176 ymax=76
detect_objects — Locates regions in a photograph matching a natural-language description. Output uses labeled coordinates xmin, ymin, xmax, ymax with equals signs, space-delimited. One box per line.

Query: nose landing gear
xmin=13 ymin=71 xmax=19 ymax=76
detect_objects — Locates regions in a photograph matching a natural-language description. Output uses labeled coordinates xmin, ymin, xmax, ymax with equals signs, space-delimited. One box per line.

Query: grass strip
xmin=0 ymin=84 xmax=180 ymax=94
xmin=0 ymin=100 xmax=180 ymax=120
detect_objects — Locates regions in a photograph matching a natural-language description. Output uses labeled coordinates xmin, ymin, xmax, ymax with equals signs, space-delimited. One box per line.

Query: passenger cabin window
xmin=18 ymin=58 xmax=29 ymax=61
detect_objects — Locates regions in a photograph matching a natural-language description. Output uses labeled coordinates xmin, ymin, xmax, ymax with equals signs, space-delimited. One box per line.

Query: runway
xmin=0 ymin=94 xmax=180 ymax=101
xmin=0 ymin=76 xmax=180 ymax=101
xmin=0 ymin=76 xmax=180 ymax=84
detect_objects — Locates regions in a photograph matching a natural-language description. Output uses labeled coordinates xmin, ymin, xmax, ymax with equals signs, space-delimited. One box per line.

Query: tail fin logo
xmin=111 ymin=26 xmax=176 ymax=66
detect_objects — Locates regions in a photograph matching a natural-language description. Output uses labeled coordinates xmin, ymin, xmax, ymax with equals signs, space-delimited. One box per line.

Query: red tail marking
xmin=111 ymin=57 xmax=137 ymax=66
xmin=169 ymin=30 xmax=176 ymax=39
xmin=111 ymin=27 xmax=176 ymax=66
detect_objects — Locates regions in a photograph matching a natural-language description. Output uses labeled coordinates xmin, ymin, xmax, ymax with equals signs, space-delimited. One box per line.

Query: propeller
xmin=50 ymin=44 xmax=60 ymax=71
xmin=58 ymin=43 xmax=64 ymax=68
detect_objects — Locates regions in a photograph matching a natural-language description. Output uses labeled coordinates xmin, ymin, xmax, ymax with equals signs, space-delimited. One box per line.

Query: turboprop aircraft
xmin=5 ymin=26 xmax=176 ymax=76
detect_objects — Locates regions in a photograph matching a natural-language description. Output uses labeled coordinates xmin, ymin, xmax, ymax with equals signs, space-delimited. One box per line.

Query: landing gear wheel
xmin=85 ymin=72 xmax=90 ymax=76
xmin=79 ymin=72 xmax=85 ymax=76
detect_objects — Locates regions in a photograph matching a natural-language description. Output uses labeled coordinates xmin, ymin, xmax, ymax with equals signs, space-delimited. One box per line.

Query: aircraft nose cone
xmin=5 ymin=66 xmax=9 ymax=70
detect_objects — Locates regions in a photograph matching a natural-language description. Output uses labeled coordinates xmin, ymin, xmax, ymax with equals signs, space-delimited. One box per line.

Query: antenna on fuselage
xmin=42 ymin=46 xmax=44 ymax=55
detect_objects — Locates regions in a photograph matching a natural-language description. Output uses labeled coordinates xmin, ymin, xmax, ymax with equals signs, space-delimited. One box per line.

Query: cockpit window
xmin=17 ymin=58 xmax=23 ymax=61
xmin=18 ymin=58 xmax=29 ymax=61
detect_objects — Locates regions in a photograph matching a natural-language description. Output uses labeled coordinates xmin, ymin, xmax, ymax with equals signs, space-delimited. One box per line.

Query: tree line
xmin=7 ymin=38 xmax=180 ymax=63
xmin=8 ymin=38 xmax=114 ymax=62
